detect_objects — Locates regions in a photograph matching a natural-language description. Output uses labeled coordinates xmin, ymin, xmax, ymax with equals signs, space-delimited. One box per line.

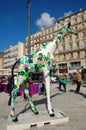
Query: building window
xmin=49 ymin=35 xmax=51 ymax=38
xmin=82 ymin=16 xmax=84 ymax=21
xmin=70 ymin=44 xmax=73 ymax=49
xmin=85 ymin=51 xmax=86 ymax=57
xmin=76 ymin=34 xmax=79 ymax=39
xmin=70 ymin=53 xmax=73 ymax=59
xmin=45 ymin=31 xmax=47 ymax=35
xmin=63 ymin=54 xmax=66 ymax=60
xmin=71 ymin=61 xmax=81 ymax=68
xmin=48 ymin=29 xmax=50 ymax=34
xmin=77 ymin=52 xmax=80 ymax=58
xmin=75 ymin=18 xmax=77 ymax=24
xmin=45 ymin=36 xmax=47 ymax=39
xmin=84 ymin=41 xmax=86 ymax=47
xmin=63 ymin=46 xmax=65 ymax=51
xmin=82 ymin=32 xmax=86 ymax=38
xmin=77 ymin=42 xmax=80 ymax=48
xmin=82 ymin=24 xmax=85 ymax=29
xmin=52 ymin=34 xmax=54 ymax=37
xmin=59 ymin=63 xmax=67 ymax=68
xmin=75 ymin=26 xmax=78 ymax=30
xmin=69 ymin=36 xmax=72 ymax=41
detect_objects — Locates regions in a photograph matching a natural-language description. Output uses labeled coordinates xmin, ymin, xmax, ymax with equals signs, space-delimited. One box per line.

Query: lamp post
xmin=27 ymin=0 xmax=30 ymax=54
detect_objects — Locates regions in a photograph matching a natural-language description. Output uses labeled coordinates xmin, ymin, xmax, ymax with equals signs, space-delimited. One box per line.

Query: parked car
xmin=50 ymin=76 xmax=57 ymax=83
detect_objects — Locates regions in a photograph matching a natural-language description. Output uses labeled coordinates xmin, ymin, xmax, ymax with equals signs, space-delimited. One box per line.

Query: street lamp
xmin=26 ymin=0 xmax=30 ymax=54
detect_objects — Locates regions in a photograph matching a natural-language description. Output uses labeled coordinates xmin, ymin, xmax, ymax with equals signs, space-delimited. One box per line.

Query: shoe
xmin=59 ymin=87 xmax=61 ymax=91
xmin=75 ymin=91 xmax=79 ymax=94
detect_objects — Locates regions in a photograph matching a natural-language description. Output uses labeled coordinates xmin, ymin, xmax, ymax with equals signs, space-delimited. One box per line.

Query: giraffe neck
xmin=45 ymin=26 xmax=68 ymax=55
xmin=54 ymin=26 xmax=68 ymax=48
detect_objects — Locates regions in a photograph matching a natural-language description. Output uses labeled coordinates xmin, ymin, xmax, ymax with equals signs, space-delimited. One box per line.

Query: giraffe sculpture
xmin=9 ymin=23 xmax=77 ymax=122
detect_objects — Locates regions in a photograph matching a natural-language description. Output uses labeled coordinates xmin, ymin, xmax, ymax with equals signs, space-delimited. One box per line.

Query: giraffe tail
xmin=11 ymin=58 xmax=20 ymax=87
xmin=8 ymin=58 xmax=20 ymax=106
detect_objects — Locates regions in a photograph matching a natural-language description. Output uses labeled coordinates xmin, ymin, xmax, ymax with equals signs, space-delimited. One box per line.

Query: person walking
xmin=75 ymin=69 xmax=82 ymax=94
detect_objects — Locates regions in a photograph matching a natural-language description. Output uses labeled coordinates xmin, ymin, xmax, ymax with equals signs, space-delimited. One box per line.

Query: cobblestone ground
xmin=0 ymin=82 xmax=86 ymax=130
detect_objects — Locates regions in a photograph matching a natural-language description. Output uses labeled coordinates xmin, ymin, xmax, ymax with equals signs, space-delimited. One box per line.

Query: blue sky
xmin=0 ymin=0 xmax=86 ymax=52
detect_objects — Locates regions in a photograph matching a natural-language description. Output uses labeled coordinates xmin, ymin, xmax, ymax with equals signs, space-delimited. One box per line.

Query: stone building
xmin=0 ymin=53 xmax=4 ymax=75
xmin=4 ymin=41 xmax=25 ymax=75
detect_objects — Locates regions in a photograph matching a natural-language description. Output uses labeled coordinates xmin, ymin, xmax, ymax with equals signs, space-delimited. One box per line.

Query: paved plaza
xmin=0 ymin=82 xmax=86 ymax=130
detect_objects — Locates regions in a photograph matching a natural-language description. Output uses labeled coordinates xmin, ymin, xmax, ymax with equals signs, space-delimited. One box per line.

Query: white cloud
xmin=36 ymin=12 xmax=56 ymax=28
xmin=64 ymin=11 xmax=72 ymax=17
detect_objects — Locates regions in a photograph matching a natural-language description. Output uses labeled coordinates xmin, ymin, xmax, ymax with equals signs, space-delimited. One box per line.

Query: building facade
xmin=0 ymin=53 xmax=4 ymax=75
xmin=3 ymin=8 xmax=86 ymax=75
xmin=4 ymin=42 xmax=25 ymax=75
xmin=26 ymin=8 xmax=86 ymax=74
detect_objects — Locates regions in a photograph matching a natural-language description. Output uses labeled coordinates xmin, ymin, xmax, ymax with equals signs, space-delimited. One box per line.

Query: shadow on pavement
xmin=16 ymin=92 xmax=62 ymax=118
xmin=79 ymin=92 xmax=86 ymax=98
xmin=69 ymin=89 xmax=86 ymax=98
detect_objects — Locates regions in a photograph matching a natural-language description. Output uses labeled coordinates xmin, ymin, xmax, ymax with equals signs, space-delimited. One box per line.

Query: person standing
xmin=62 ymin=73 xmax=67 ymax=92
xmin=58 ymin=73 xmax=67 ymax=92
xmin=75 ymin=69 xmax=82 ymax=94
xmin=38 ymin=76 xmax=46 ymax=95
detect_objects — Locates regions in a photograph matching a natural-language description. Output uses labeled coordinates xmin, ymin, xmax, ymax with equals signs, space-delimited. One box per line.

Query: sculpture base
xmin=7 ymin=109 xmax=69 ymax=130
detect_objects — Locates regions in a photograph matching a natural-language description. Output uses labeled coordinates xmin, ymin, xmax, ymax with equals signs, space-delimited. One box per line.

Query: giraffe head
xmin=67 ymin=22 xmax=77 ymax=35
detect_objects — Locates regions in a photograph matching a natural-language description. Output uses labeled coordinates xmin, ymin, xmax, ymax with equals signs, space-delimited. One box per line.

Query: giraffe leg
xmin=10 ymin=87 xmax=19 ymax=122
xmin=23 ymin=86 xmax=39 ymax=114
xmin=43 ymin=67 xmax=55 ymax=117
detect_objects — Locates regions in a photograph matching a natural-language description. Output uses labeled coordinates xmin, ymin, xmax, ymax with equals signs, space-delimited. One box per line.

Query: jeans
xmin=75 ymin=81 xmax=81 ymax=93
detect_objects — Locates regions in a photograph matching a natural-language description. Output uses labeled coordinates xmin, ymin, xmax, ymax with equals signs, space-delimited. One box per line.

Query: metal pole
xmin=27 ymin=0 xmax=30 ymax=54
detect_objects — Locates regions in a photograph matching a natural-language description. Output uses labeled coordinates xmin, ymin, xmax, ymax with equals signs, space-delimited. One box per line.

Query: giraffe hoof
xmin=31 ymin=108 xmax=39 ymax=114
xmin=10 ymin=115 xmax=18 ymax=122
xmin=12 ymin=118 xmax=18 ymax=122
xmin=50 ymin=113 xmax=55 ymax=117
xmin=48 ymin=109 xmax=55 ymax=117
xmin=34 ymin=111 xmax=39 ymax=114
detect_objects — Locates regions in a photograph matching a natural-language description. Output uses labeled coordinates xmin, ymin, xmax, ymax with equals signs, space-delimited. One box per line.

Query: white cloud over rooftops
xmin=36 ymin=12 xmax=56 ymax=28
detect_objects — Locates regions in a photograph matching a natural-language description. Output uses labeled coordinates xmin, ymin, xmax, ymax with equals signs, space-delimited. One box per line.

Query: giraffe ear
xmin=68 ymin=22 xmax=71 ymax=28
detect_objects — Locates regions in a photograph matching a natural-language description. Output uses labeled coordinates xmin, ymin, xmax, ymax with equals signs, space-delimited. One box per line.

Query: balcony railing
xmin=58 ymin=44 xmax=86 ymax=54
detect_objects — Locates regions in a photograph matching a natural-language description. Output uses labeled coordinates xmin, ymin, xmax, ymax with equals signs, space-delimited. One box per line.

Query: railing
xmin=58 ymin=44 xmax=86 ymax=53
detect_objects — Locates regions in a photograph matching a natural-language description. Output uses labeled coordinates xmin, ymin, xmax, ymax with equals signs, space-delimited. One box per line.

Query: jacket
xmin=76 ymin=71 xmax=82 ymax=82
